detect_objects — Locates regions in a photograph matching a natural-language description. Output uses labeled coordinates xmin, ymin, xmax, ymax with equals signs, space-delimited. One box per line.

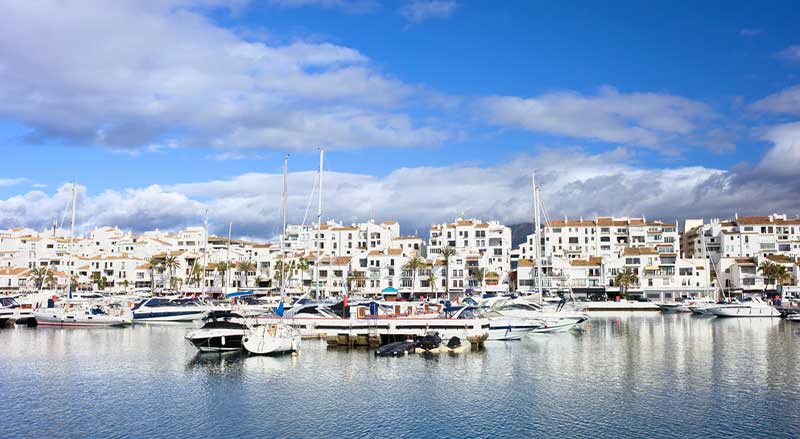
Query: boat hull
xmin=243 ymin=326 xmax=301 ymax=355
xmin=710 ymin=306 xmax=780 ymax=318
xmin=33 ymin=312 xmax=128 ymax=327
xmin=185 ymin=328 xmax=246 ymax=352
xmin=133 ymin=310 xmax=208 ymax=322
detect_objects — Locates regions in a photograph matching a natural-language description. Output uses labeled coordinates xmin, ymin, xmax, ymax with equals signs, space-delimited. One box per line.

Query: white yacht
xmin=0 ymin=296 xmax=35 ymax=326
xmin=658 ymin=297 xmax=716 ymax=313
xmin=131 ymin=298 xmax=209 ymax=322
xmin=449 ymin=306 xmax=542 ymax=341
xmin=491 ymin=298 xmax=589 ymax=333
xmin=242 ymin=322 xmax=301 ymax=355
xmin=185 ymin=311 xmax=249 ymax=352
xmin=33 ymin=305 xmax=130 ymax=327
xmin=708 ymin=297 xmax=780 ymax=318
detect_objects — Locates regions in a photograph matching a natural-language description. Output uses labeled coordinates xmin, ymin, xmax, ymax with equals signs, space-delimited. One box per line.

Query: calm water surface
xmin=2 ymin=314 xmax=800 ymax=438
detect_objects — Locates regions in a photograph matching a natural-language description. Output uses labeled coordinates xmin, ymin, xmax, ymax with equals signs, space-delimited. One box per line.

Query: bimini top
xmin=225 ymin=290 xmax=254 ymax=299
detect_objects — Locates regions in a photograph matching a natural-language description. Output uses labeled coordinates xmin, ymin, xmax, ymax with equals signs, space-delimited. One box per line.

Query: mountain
xmin=509 ymin=223 xmax=533 ymax=247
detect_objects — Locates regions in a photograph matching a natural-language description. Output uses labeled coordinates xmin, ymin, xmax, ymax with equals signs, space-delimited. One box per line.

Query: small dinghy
xmin=375 ymin=341 xmax=416 ymax=357
xmin=439 ymin=336 xmax=467 ymax=354
xmin=414 ymin=332 xmax=442 ymax=353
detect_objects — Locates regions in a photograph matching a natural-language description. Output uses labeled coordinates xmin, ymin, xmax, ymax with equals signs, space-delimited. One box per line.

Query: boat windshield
xmin=0 ymin=297 xmax=20 ymax=307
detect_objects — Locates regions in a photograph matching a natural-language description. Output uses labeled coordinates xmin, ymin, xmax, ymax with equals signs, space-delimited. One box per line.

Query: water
xmin=2 ymin=314 xmax=800 ymax=439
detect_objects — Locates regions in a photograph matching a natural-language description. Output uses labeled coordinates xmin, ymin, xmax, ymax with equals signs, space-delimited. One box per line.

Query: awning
xmin=381 ymin=287 xmax=398 ymax=294
xmin=225 ymin=290 xmax=254 ymax=299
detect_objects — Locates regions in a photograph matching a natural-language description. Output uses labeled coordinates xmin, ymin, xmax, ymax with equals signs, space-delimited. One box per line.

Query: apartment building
xmin=519 ymin=216 xmax=680 ymax=262
xmin=682 ymin=214 xmax=800 ymax=264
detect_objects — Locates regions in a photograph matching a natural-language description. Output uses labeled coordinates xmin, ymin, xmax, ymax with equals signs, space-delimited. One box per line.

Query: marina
xmin=2 ymin=312 xmax=799 ymax=438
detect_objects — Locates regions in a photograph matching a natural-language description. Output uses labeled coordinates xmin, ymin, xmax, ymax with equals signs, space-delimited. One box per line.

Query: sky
xmin=1 ymin=0 xmax=800 ymax=239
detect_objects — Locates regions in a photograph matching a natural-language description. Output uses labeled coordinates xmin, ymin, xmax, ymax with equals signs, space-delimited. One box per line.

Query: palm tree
xmin=69 ymin=274 xmax=78 ymax=293
xmin=471 ymin=268 xmax=486 ymax=295
xmin=614 ymin=268 xmax=639 ymax=300
xmin=427 ymin=271 xmax=437 ymax=299
xmin=147 ymin=256 xmax=161 ymax=292
xmin=237 ymin=260 xmax=255 ymax=288
xmin=255 ymin=275 xmax=263 ymax=288
xmin=122 ymin=279 xmax=129 ymax=292
xmin=774 ymin=265 xmax=793 ymax=290
xmin=351 ymin=270 xmax=366 ymax=293
xmin=30 ymin=266 xmax=48 ymax=289
xmin=758 ymin=261 xmax=779 ymax=286
xmin=403 ymin=255 xmax=425 ymax=298
xmin=296 ymin=257 xmax=309 ymax=289
xmin=441 ymin=246 xmax=456 ymax=298
xmin=164 ymin=255 xmax=179 ymax=288
xmin=216 ymin=261 xmax=228 ymax=290
xmin=90 ymin=272 xmax=105 ymax=290
xmin=189 ymin=262 xmax=202 ymax=288
xmin=44 ymin=270 xmax=55 ymax=290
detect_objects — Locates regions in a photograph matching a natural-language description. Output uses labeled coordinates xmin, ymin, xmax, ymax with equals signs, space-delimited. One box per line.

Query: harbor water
xmin=2 ymin=314 xmax=800 ymax=438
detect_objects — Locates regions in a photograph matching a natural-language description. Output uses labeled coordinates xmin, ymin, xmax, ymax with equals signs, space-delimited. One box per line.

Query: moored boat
xmin=132 ymin=298 xmax=209 ymax=323
xmin=185 ymin=311 xmax=248 ymax=352
xmin=708 ymin=297 xmax=780 ymax=318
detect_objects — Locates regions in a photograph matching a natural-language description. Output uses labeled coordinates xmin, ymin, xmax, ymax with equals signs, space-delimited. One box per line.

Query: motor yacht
xmin=708 ymin=297 xmax=780 ymax=318
xmin=0 ymin=296 xmax=35 ymax=326
xmin=491 ymin=298 xmax=589 ymax=333
xmin=131 ymin=298 xmax=209 ymax=323
xmin=33 ymin=304 xmax=130 ymax=327
xmin=448 ymin=306 xmax=542 ymax=341
xmin=658 ymin=297 xmax=716 ymax=313
xmin=185 ymin=311 xmax=249 ymax=352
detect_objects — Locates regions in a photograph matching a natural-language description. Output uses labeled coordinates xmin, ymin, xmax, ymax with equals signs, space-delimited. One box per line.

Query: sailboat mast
xmin=203 ymin=208 xmax=208 ymax=297
xmin=67 ymin=178 xmax=77 ymax=299
xmin=532 ymin=172 xmax=542 ymax=301
xmin=315 ymin=149 xmax=324 ymax=299
xmin=226 ymin=221 xmax=232 ymax=294
xmin=281 ymin=154 xmax=288 ymax=298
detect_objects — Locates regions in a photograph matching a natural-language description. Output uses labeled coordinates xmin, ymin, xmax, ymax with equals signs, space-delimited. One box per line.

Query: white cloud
xmin=267 ymin=0 xmax=379 ymax=13
xmin=778 ymin=45 xmax=800 ymax=61
xmin=756 ymin=122 xmax=800 ymax=176
xmin=739 ymin=28 xmax=762 ymax=37
xmin=400 ymin=1 xmax=459 ymax=23
xmin=750 ymin=85 xmax=800 ymax=115
xmin=478 ymin=86 xmax=712 ymax=149
xmin=0 ymin=178 xmax=27 ymax=187
xmin=5 ymin=136 xmax=800 ymax=240
xmin=0 ymin=0 xmax=444 ymax=151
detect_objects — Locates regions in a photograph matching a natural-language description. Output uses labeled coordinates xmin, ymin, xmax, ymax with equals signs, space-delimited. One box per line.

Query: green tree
xmin=188 ymin=262 xmax=202 ymax=288
xmin=163 ymin=255 xmax=179 ymax=287
xmin=403 ymin=255 xmax=425 ymax=297
xmin=758 ymin=261 xmax=779 ymax=286
xmin=441 ymin=246 xmax=456 ymax=298
xmin=147 ymin=256 xmax=161 ymax=292
xmin=90 ymin=272 xmax=106 ymax=290
xmin=427 ymin=271 xmax=437 ymax=298
xmin=614 ymin=268 xmax=639 ymax=300
xmin=237 ymin=260 xmax=255 ymax=288
xmin=216 ymin=261 xmax=228 ymax=290
xmin=296 ymin=257 xmax=309 ymax=290
xmin=30 ymin=266 xmax=48 ymax=289
xmin=471 ymin=268 xmax=486 ymax=295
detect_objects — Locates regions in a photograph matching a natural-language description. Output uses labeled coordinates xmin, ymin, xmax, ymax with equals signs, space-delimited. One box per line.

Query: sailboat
xmin=243 ymin=154 xmax=303 ymax=355
xmin=33 ymin=180 xmax=131 ymax=327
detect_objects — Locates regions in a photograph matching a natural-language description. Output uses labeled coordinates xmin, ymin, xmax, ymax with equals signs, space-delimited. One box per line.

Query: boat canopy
xmin=225 ymin=290 xmax=254 ymax=299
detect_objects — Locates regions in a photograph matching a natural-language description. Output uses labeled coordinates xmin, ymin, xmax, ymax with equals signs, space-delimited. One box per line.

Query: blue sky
xmin=1 ymin=0 xmax=799 ymax=238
